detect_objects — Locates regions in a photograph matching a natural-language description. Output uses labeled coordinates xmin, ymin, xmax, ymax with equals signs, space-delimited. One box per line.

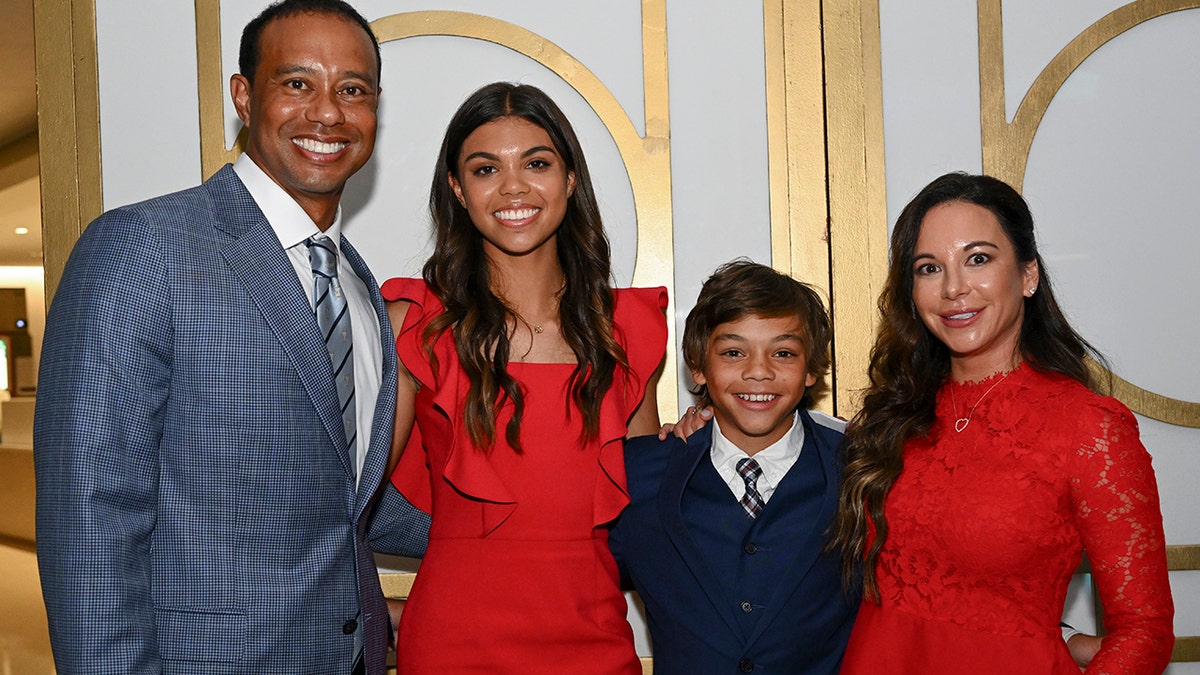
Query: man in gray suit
xmin=33 ymin=1 xmax=427 ymax=673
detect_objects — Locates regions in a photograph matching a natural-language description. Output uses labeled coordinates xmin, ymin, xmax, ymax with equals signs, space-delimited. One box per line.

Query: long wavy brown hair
xmin=830 ymin=172 xmax=1107 ymax=600
xmin=422 ymin=82 xmax=628 ymax=452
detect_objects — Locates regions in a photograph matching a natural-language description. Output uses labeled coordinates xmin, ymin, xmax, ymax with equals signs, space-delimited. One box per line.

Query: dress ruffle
xmin=381 ymin=278 xmax=667 ymax=534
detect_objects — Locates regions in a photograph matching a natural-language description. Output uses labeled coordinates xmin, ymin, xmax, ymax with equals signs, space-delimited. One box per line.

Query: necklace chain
xmin=507 ymin=282 xmax=564 ymax=338
xmin=950 ymin=370 xmax=1014 ymax=433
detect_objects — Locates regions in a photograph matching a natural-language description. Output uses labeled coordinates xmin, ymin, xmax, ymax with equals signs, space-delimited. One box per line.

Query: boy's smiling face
xmin=692 ymin=314 xmax=817 ymax=455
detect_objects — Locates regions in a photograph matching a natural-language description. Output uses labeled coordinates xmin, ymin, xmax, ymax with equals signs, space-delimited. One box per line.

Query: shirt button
xmin=740 ymin=601 xmax=754 ymax=613
xmin=342 ymin=619 xmax=358 ymax=634
xmin=738 ymin=657 xmax=755 ymax=672
xmin=744 ymin=543 xmax=758 ymax=554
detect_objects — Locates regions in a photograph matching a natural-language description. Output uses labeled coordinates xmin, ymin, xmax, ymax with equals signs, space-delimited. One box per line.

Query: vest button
xmin=342 ymin=619 xmax=358 ymax=634
xmin=744 ymin=543 xmax=758 ymax=554
xmin=740 ymin=600 xmax=754 ymax=613
xmin=738 ymin=657 xmax=755 ymax=672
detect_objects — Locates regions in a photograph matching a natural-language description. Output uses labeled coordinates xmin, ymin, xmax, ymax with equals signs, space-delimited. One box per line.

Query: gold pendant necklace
xmin=950 ymin=370 xmax=1013 ymax=433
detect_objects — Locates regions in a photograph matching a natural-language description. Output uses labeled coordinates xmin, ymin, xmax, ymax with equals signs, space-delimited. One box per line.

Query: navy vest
xmin=679 ymin=424 xmax=828 ymax=636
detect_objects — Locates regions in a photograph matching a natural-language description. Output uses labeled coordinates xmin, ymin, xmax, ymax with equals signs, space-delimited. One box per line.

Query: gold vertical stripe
xmin=822 ymin=0 xmax=888 ymax=417
xmin=196 ymin=0 xmax=240 ymax=178
xmin=635 ymin=0 xmax=678 ymax=422
xmin=765 ymin=0 xmax=834 ymax=415
xmin=34 ymin=0 xmax=102 ymax=302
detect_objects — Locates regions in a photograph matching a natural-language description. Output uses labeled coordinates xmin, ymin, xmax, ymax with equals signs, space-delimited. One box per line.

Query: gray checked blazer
xmin=34 ymin=165 xmax=429 ymax=674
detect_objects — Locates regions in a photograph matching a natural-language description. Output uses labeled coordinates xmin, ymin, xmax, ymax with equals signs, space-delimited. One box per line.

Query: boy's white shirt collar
xmin=710 ymin=412 xmax=805 ymax=504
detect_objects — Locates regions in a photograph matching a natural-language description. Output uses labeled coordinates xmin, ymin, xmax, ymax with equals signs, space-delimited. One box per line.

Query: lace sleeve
xmin=1070 ymin=398 xmax=1174 ymax=674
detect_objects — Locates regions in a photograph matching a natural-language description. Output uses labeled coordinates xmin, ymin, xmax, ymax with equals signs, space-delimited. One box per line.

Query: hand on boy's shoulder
xmin=657 ymin=405 xmax=713 ymax=441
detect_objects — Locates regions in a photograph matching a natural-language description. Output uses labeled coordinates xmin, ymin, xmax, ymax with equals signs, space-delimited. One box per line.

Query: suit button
xmin=342 ymin=619 xmax=358 ymax=634
xmin=744 ymin=543 xmax=758 ymax=554
xmin=738 ymin=657 xmax=755 ymax=672
xmin=740 ymin=601 xmax=753 ymax=613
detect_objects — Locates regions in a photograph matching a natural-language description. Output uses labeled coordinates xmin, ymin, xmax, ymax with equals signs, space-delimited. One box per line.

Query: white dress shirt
xmin=233 ymin=154 xmax=382 ymax=486
xmin=710 ymin=412 xmax=805 ymax=504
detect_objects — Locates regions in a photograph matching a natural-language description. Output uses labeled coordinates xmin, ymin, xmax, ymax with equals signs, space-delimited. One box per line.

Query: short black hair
xmin=239 ymin=0 xmax=381 ymax=86
xmin=683 ymin=259 xmax=832 ymax=408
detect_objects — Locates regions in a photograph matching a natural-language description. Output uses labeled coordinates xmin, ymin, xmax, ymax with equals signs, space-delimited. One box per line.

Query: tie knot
xmin=307 ymin=235 xmax=339 ymax=278
xmin=736 ymin=457 xmax=762 ymax=482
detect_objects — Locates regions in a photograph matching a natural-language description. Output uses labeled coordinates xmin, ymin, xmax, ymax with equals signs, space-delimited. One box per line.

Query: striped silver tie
xmin=307 ymin=235 xmax=357 ymax=477
xmin=308 ymin=235 xmax=363 ymax=673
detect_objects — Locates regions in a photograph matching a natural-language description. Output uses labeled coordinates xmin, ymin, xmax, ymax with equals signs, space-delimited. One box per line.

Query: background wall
xmin=45 ymin=0 xmax=1199 ymax=669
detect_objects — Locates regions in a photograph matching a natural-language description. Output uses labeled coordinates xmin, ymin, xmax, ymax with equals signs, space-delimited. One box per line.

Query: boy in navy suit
xmin=610 ymin=260 xmax=857 ymax=674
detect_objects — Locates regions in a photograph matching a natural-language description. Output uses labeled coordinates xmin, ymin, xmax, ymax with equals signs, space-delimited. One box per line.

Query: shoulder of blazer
xmin=622 ymin=433 xmax=678 ymax=499
xmin=200 ymin=164 xmax=266 ymax=238
xmin=800 ymin=409 xmax=847 ymax=466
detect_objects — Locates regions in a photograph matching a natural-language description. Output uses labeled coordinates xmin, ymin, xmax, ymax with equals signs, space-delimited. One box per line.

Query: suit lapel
xmin=340 ymin=237 xmax=397 ymax=517
xmin=743 ymin=410 xmax=842 ymax=645
xmin=657 ymin=425 xmax=748 ymax=641
xmin=210 ymin=168 xmax=355 ymax=482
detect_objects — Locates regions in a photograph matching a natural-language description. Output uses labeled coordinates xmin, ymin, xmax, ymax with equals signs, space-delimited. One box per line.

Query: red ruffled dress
xmin=840 ymin=364 xmax=1174 ymax=674
xmin=382 ymin=278 xmax=667 ymax=674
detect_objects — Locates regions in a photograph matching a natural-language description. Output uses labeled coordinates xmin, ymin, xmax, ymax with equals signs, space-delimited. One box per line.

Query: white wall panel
xmin=95 ymin=0 xmax=202 ymax=208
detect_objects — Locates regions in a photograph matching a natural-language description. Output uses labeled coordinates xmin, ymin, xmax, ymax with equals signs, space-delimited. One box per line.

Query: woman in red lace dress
xmin=382 ymin=82 xmax=665 ymax=674
xmin=832 ymin=172 xmax=1174 ymax=673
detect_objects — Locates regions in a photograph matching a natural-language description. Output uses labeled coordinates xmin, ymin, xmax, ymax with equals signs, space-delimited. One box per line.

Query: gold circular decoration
xmin=983 ymin=1 xmax=1200 ymax=427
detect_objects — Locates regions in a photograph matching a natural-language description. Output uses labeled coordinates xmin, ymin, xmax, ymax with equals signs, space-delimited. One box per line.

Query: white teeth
xmin=494 ymin=208 xmax=540 ymax=221
xmin=737 ymin=393 xmax=778 ymax=403
xmin=948 ymin=312 xmax=976 ymax=320
xmin=293 ymin=138 xmax=347 ymax=154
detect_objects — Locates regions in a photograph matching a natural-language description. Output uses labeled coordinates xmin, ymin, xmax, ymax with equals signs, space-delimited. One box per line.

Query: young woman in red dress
xmin=832 ymin=172 xmax=1174 ymax=673
xmin=382 ymin=82 xmax=666 ymax=674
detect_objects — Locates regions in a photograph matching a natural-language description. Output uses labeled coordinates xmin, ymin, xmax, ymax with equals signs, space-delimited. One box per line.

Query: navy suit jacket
xmin=610 ymin=410 xmax=858 ymax=674
xmin=34 ymin=165 xmax=429 ymax=674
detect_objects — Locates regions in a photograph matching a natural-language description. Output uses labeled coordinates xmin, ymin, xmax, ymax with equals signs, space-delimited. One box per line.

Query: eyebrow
xmin=961 ymin=240 xmax=1000 ymax=250
xmin=462 ymin=145 xmax=560 ymax=164
xmin=271 ymin=65 xmax=376 ymax=84
xmin=522 ymin=145 xmax=558 ymax=158
xmin=711 ymin=333 xmax=805 ymax=344
xmin=913 ymin=240 xmax=1000 ymax=261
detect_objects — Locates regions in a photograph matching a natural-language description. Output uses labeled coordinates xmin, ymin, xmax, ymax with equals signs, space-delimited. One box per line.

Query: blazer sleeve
xmin=608 ymin=433 xmax=674 ymax=583
xmin=34 ymin=207 xmax=173 ymax=672
xmin=367 ymin=482 xmax=431 ymax=557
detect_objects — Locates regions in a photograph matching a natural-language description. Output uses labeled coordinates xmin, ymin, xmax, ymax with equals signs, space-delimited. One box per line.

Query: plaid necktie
xmin=307 ymin=235 xmax=357 ymax=474
xmin=736 ymin=457 xmax=766 ymax=518
xmin=307 ymin=235 xmax=363 ymax=673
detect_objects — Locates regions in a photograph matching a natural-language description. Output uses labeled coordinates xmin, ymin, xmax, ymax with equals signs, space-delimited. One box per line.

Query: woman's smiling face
xmin=911 ymin=200 xmax=1039 ymax=379
xmin=449 ymin=116 xmax=576 ymax=261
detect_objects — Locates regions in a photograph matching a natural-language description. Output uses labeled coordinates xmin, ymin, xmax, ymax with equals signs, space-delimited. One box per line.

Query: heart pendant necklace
xmin=950 ymin=370 xmax=1014 ymax=433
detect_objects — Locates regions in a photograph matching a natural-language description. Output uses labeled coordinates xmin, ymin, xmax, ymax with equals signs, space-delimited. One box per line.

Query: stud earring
xmin=1027 ymin=287 xmax=1037 ymax=296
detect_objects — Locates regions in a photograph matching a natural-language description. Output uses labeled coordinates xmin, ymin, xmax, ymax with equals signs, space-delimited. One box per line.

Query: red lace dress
xmin=382 ymin=278 xmax=667 ymax=675
xmin=840 ymin=364 xmax=1174 ymax=674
